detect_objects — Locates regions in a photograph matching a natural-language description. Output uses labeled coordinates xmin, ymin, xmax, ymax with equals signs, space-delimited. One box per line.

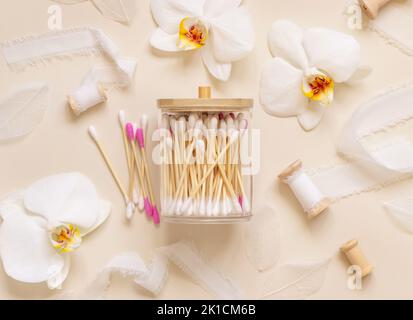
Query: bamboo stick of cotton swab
xmin=190 ymin=130 xmax=239 ymax=197
xmin=126 ymin=122 xmax=152 ymax=218
xmin=88 ymin=126 xmax=132 ymax=214
xmin=136 ymin=120 xmax=160 ymax=225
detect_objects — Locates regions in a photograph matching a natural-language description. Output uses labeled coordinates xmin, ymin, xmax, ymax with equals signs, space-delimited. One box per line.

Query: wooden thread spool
xmin=68 ymin=82 xmax=107 ymax=116
xmin=340 ymin=239 xmax=373 ymax=277
xmin=278 ymin=159 xmax=330 ymax=218
xmin=359 ymin=0 xmax=392 ymax=19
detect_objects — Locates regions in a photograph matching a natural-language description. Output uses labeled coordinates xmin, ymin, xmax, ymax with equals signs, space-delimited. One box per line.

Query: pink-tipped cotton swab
xmin=126 ymin=122 xmax=152 ymax=217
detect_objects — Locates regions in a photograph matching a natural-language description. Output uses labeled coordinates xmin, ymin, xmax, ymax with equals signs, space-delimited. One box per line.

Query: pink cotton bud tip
xmin=144 ymin=198 xmax=152 ymax=217
xmin=238 ymin=196 xmax=243 ymax=207
xmin=126 ymin=123 xmax=134 ymax=140
xmin=218 ymin=112 xmax=224 ymax=120
xmin=153 ymin=206 xmax=160 ymax=225
xmin=136 ymin=128 xmax=145 ymax=148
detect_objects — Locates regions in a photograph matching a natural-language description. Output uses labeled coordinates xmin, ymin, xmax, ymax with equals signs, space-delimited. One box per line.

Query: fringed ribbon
xmin=81 ymin=241 xmax=243 ymax=300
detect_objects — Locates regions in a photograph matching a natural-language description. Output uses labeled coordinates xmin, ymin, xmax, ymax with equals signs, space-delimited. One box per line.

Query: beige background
xmin=1 ymin=0 xmax=413 ymax=300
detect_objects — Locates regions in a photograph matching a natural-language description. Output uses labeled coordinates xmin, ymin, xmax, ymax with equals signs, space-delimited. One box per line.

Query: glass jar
xmin=157 ymin=87 xmax=253 ymax=224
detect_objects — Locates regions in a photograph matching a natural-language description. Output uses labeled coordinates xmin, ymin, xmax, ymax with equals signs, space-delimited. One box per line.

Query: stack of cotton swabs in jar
xmin=160 ymin=112 xmax=250 ymax=217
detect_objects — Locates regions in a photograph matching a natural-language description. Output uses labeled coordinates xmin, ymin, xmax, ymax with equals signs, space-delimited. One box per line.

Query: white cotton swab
xmin=118 ymin=110 xmax=131 ymax=173
xmin=88 ymin=125 xmax=129 ymax=206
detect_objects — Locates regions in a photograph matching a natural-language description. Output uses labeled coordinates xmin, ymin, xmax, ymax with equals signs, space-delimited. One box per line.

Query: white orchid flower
xmin=260 ymin=20 xmax=370 ymax=131
xmin=149 ymin=0 xmax=255 ymax=81
xmin=0 ymin=173 xmax=111 ymax=289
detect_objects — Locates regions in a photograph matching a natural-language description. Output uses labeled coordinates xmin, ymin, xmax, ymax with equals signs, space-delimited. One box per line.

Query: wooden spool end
xmin=340 ymin=239 xmax=373 ymax=277
xmin=68 ymin=83 xmax=107 ymax=116
xmin=278 ymin=159 xmax=302 ymax=181
xmin=307 ymin=197 xmax=331 ymax=219
xmin=359 ymin=0 xmax=391 ymax=19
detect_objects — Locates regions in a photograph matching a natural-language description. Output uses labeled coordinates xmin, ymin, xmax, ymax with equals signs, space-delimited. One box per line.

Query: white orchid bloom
xmin=0 ymin=173 xmax=111 ymax=289
xmin=150 ymin=0 xmax=255 ymax=81
xmin=260 ymin=20 xmax=370 ymax=131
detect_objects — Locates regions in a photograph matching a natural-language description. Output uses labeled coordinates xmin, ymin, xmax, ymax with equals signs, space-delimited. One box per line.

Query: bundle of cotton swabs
xmin=88 ymin=111 xmax=159 ymax=225
xmin=160 ymin=112 xmax=250 ymax=217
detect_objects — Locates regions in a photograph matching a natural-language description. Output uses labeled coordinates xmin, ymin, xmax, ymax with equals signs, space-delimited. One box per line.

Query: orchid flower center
xmin=302 ymin=69 xmax=335 ymax=106
xmin=49 ymin=224 xmax=82 ymax=253
xmin=178 ymin=17 xmax=208 ymax=50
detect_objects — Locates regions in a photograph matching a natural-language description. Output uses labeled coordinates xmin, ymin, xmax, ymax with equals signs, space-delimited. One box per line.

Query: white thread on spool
xmin=68 ymin=82 xmax=107 ymax=116
xmin=279 ymin=159 xmax=330 ymax=218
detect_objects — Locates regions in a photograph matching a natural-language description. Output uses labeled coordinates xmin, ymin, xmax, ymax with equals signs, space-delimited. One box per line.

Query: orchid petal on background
xmin=150 ymin=0 xmax=254 ymax=81
xmin=150 ymin=0 xmax=205 ymax=34
xmin=0 ymin=206 xmax=63 ymax=284
xmin=297 ymin=102 xmax=326 ymax=131
xmin=260 ymin=58 xmax=306 ymax=117
xmin=201 ymin=38 xmax=232 ymax=81
xmin=0 ymin=173 xmax=110 ymax=288
xmin=24 ymin=173 xmax=100 ymax=231
xmin=302 ymin=28 xmax=361 ymax=83
xmin=208 ymin=7 xmax=254 ymax=62
xmin=260 ymin=20 xmax=368 ymax=131
xmin=268 ymin=20 xmax=308 ymax=70
xmin=150 ymin=28 xmax=181 ymax=52
xmin=203 ymin=0 xmax=241 ymax=18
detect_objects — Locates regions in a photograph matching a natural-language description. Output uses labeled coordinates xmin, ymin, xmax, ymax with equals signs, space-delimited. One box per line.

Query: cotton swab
xmin=160 ymin=112 xmax=250 ymax=218
xmin=126 ymin=123 xmax=152 ymax=217
xmin=88 ymin=125 xmax=129 ymax=204
xmin=140 ymin=115 xmax=160 ymax=224
xmin=118 ymin=110 xmax=131 ymax=174
xmin=136 ymin=125 xmax=160 ymax=225
xmin=190 ymin=130 xmax=239 ymax=197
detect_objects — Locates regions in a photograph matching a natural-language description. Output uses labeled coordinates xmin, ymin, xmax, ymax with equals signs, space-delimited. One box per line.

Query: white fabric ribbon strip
xmin=369 ymin=0 xmax=413 ymax=56
xmin=81 ymin=241 xmax=243 ymax=300
xmin=1 ymin=27 xmax=137 ymax=114
xmin=307 ymin=83 xmax=413 ymax=201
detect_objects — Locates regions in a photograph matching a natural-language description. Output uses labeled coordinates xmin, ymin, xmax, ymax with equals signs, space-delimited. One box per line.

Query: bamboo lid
xmin=158 ymin=86 xmax=253 ymax=110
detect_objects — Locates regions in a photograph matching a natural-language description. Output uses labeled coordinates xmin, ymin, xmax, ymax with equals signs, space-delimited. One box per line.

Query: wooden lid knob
xmin=198 ymin=86 xmax=211 ymax=99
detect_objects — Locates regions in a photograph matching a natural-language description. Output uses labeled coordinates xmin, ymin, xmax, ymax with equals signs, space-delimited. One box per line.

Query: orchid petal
xmin=203 ymin=0 xmax=241 ymax=19
xmin=346 ymin=65 xmax=372 ymax=84
xmin=303 ymin=28 xmax=360 ymax=83
xmin=150 ymin=0 xmax=205 ymax=34
xmin=0 ymin=208 xmax=65 ymax=284
xmin=209 ymin=7 xmax=254 ymax=62
xmin=260 ymin=57 xmax=307 ymax=117
xmin=201 ymin=41 xmax=232 ymax=81
xmin=0 ymin=192 xmax=24 ymax=221
xmin=82 ymin=200 xmax=112 ymax=236
xmin=150 ymin=28 xmax=182 ymax=52
xmin=297 ymin=102 xmax=326 ymax=131
xmin=47 ymin=254 xmax=70 ymax=290
xmin=268 ymin=20 xmax=308 ymax=70
xmin=24 ymin=173 xmax=99 ymax=230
